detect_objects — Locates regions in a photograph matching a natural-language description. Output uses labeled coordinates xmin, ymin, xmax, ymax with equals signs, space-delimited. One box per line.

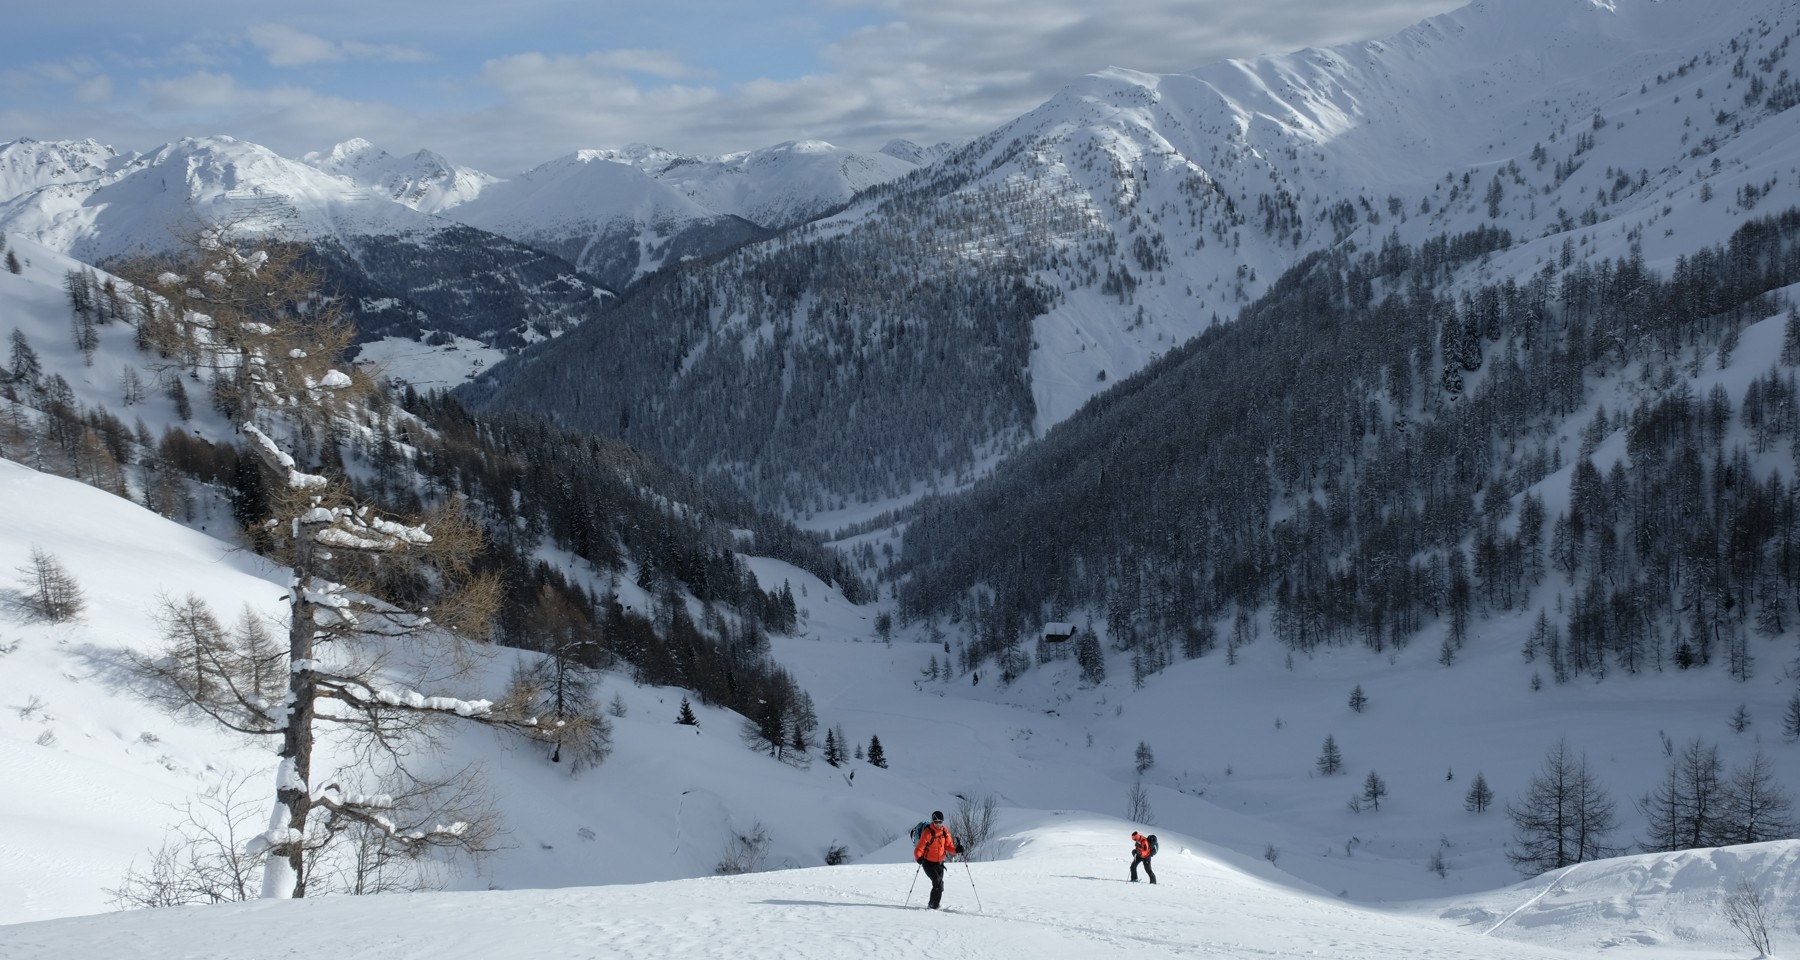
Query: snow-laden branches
xmin=117 ymin=224 xmax=366 ymax=429
xmin=121 ymin=226 xmax=517 ymax=900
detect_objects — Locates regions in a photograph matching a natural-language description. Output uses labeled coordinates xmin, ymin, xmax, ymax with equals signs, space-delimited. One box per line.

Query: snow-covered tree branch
xmin=130 ymin=227 xmax=548 ymax=899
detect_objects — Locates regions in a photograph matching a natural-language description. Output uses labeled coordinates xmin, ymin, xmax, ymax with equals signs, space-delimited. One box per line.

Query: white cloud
xmin=248 ymin=24 xmax=342 ymax=67
xmin=142 ymin=70 xmax=251 ymax=111
xmin=74 ymin=75 xmax=113 ymax=104
xmin=586 ymin=49 xmax=701 ymax=80
xmin=341 ymin=40 xmax=434 ymax=65
xmin=247 ymin=23 xmax=430 ymax=68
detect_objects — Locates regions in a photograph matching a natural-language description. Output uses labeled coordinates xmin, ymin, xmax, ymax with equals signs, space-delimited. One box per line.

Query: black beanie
xmin=931 ymin=810 xmax=944 ymax=822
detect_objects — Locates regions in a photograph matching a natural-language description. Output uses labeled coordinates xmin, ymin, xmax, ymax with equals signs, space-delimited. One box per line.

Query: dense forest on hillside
xmin=460 ymin=208 xmax=1054 ymax=515
xmin=304 ymin=226 xmax=616 ymax=349
xmin=0 ymin=251 xmax=860 ymax=751
xmin=897 ymin=211 xmax=1800 ymax=686
xmin=458 ymin=120 xmax=1247 ymax=517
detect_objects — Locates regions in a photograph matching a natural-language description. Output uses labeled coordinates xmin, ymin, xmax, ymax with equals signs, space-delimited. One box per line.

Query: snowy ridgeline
xmin=1 ymin=816 xmax=1796 ymax=959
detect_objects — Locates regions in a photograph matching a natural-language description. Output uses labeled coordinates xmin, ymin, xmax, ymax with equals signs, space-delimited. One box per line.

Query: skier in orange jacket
xmin=1130 ymin=831 xmax=1157 ymax=884
xmin=912 ymin=810 xmax=959 ymax=909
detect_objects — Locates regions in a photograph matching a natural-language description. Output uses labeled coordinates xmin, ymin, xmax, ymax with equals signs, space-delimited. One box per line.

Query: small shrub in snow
xmin=1723 ymin=878 xmax=1775 ymax=958
xmin=17 ymin=546 xmax=85 ymax=623
xmin=950 ymin=794 xmax=998 ymax=861
xmin=715 ymin=821 xmax=771 ymax=875
xmin=1126 ymin=781 xmax=1154 ymax=825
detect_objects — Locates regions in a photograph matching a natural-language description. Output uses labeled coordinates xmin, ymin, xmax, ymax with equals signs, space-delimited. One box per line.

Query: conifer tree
xmin=131 ymin=227 xmax=540 ymax=899
xmin=1464 ymin=772 xmax=1494 ymax=813
xmin=867 ymin=734 xmax=887 ymax=768
xmin=1135 ymin=741 xmax=1155 ymax=774
xmin=1362 ymin=770 xmax=1388 ymax=811
xmin=676 ymin=697 xmax=699 ymax=726
xmin=9 ymin=329 xmax=41 ymax=386
xmin=1076 ymin=630 xmax=1105 ymax=684
xmin=1638 ymin=738 xmax=1724 ymax=852
xmin=167 ymin=375 xmax=192 ymax=421
xmin=506 ymin=585 xmax=613 ymax=773
xmin=1317 ymin=734 xmax=1343 ymax=776
xmin=1508 ymin=740 xmax=1620 ymax=875
xmin=1721 ymin=751 xmax=1796 ymax=844
xmin=1783 ymin=306 xmax=1800 ymax=365
xmin=17 ymin=545 xmax=85 ymax=623
xmin=1782 ymin=690 xmax=1800 ymax=742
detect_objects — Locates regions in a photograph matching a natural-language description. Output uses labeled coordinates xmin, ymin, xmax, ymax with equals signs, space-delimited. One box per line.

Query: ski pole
xmin=905 ymin=863 xmax=920 ymax=906
xmin=960 ymin=855 xmax=983 ymax=913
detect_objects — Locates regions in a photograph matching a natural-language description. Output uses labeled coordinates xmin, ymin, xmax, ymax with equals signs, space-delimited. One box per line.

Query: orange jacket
xmin=1133 ymin=833 xmax=1151 ymax=858
xmin=914 ymin=822 xmax=958 ymax=863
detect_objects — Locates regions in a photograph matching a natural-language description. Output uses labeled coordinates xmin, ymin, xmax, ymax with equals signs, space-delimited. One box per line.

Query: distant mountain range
xmin=300 ymin=137 xmax=499 ymax=215
xmin=0 ymin=132 xmax=932 ymax=348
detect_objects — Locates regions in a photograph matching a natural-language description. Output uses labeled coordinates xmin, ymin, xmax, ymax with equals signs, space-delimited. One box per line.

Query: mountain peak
xmin=0 ymin=138 xmax=126 ymax=205
xmin=307 ymin=137 xmax=389 ymax=170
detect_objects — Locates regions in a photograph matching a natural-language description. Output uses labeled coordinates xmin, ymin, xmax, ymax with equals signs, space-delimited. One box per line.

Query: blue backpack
xmin=909 ymin=821 xmax=929 ymax=843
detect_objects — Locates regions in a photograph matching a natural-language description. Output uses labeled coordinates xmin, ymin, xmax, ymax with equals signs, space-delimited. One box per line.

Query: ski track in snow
xmin=1479 ymin=862 xmax=1580 ymax=937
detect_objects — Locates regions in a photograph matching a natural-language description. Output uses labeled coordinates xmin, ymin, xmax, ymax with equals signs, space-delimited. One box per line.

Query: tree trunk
xmin=261 ymin=512 xmax=323 ymax=898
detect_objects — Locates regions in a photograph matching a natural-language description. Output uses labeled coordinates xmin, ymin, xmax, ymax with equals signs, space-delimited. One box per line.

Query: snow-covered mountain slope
xmin=0 ymin=240 xmax=892 ymax=921
xmin=0 ymin=136 xmax=438 ymax=263
xmin=0 ymin=138 xmax=612 ymax=374
xmin=877 ymin=138 xmax=957 ymax=167
xmin=445 ymin=150 xmax=770 ymax=290
xmin=593 ymin=139 xmax=919 ymax=230
xmin=0 ymin=460 xmax=286 ymax=925
xmin=300 ymin=138 xmax=497 ymax=215
xmin=0 ymin=140 xmax=133 ymax=207
xmin=943 ymin=0 xmax=1799 ymax=432
xmin=466 ymin=0 xmax=1800 ymax=517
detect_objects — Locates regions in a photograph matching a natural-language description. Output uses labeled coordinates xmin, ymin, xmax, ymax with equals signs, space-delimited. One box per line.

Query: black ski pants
xmin=1131 ymin=853 xmax=1156 ymax=883
xmin=919 ymin=858 xmax=947 ymax=907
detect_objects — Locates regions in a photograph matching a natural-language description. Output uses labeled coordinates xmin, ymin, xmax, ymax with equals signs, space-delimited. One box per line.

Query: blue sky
xmin=1 ymin=0 xmax=1465 ymax=174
